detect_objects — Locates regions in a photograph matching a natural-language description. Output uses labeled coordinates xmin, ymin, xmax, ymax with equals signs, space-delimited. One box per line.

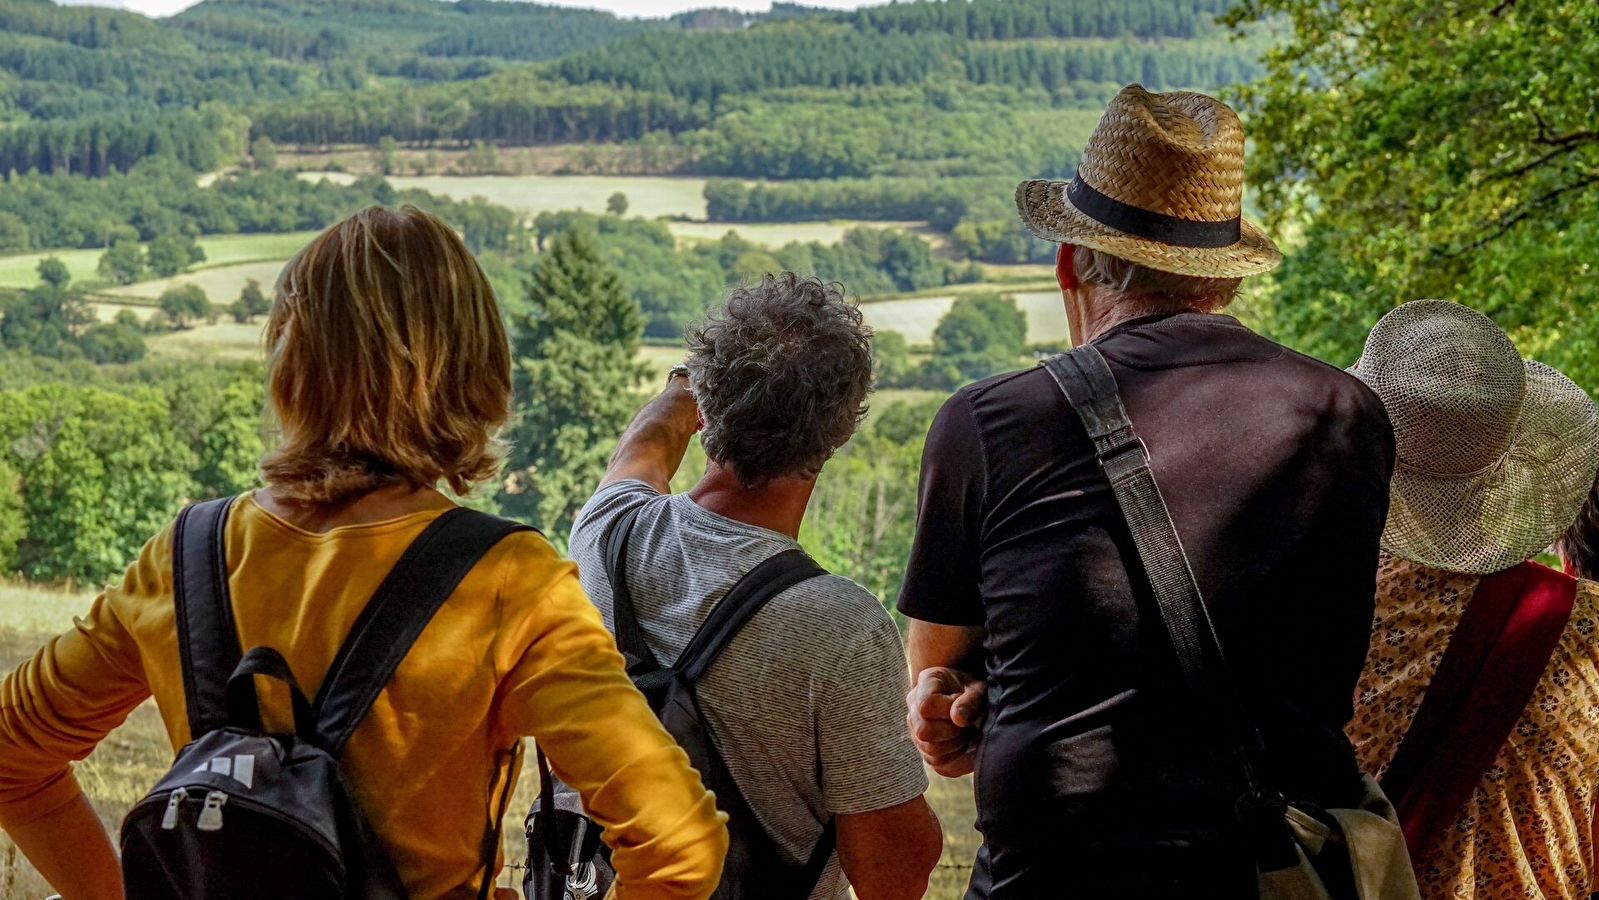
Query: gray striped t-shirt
xmin=569 ymin=480 xmax=929 ymax=899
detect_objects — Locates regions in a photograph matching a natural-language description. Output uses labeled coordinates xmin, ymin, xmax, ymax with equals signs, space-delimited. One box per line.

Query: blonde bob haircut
xmin=260 ymin=205 xmax=511 ymax=504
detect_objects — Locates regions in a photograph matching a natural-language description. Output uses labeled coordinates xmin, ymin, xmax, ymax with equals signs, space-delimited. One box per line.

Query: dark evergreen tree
xmin=499 ymin=229 xmax=649 ymax=540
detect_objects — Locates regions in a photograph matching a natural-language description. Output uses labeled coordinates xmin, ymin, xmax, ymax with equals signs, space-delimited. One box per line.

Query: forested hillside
xmin=0 ymin=0 xmax=1266 ymax=587
xmin=0 ymin=0 xmax=1265 ymax=266
xmin=168 ymin=0 xmax=651 ymax=71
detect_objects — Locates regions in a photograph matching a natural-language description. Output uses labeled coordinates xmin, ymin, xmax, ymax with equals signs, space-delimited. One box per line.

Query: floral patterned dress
xmin=1348 ymin=552 xmax=1599 ymax=900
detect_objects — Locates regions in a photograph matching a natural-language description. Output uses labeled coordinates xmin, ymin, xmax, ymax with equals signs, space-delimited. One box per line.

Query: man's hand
xmin=906 ymin=666 xmax=987 ymax=777
xmin=599 ymin=371 xmax=701 ymax=493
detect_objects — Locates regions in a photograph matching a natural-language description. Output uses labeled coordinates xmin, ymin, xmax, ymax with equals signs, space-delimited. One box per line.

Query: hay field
xmin=860 ymin=290 xmax=1069 ymax=347
xmin=0 ymin=584 xmax=981 ymax=899
xmin=667 ymin=220 xmax=925 ymax=248
xmin=304 ymin=173 xmax=711 ymax=222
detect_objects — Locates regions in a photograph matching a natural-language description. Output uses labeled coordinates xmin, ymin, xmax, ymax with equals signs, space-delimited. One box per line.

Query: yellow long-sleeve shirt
xmin=0 ymin=495 xmax=727 ymax=900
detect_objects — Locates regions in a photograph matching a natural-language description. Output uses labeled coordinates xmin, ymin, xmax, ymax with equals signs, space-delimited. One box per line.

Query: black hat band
xmin=1066 ymin=171 xmax=1242 ymax=249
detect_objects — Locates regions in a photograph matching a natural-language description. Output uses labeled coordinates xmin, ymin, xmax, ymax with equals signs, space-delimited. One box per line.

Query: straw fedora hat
xmin=1016 ymin=84 xmax=1281 ymax=279
xmin=1353 ymin=300 xmax=1599 ymax=575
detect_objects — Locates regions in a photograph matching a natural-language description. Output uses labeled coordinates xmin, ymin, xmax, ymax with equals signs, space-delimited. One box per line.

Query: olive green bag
xmin=1044 ymin=346 xmax=1421 ymax=900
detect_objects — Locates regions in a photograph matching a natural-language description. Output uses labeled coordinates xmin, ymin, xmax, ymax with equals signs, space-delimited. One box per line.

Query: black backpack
xmin=122 ymin=496 xmax=534 ymax=900
xmin=526 ymin=507 xmax=836 ymax=900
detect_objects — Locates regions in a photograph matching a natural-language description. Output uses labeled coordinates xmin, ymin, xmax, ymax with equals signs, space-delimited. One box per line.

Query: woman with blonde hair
xmin=0 ymin=206 xmax=728 ymax=900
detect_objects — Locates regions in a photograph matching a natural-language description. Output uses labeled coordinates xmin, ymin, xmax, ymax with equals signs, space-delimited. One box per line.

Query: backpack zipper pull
xmin=196 ymin=790 xmax=228 ymax=831
xmin=160 ymin=788 xmax=188 ymax=830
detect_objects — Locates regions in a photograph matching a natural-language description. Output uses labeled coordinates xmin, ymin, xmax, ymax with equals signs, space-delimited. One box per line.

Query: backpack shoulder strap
xmin=1041 ymin=347 xmax=1279 ymax=820
xmin=675 ymin=548 xmax=825 ymax=684
xmin=1383 ymin=560 xmax=1576 ymax=858
xmin=173 ymin=496 xmax=247 ymax=738
xmin=311 ymin=508 xmax=538 ymax=753
xmin=604 ymin=505 xmax=660 ymax=670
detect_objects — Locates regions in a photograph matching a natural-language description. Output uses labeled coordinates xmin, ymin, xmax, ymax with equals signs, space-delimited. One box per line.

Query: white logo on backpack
xmin=192 ymin=754 xmax=256 ymax=789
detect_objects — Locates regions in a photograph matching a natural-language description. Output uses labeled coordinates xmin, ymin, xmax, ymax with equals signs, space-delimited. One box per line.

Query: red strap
xmin=1382 ymin=561 xmax=1577 ymax=861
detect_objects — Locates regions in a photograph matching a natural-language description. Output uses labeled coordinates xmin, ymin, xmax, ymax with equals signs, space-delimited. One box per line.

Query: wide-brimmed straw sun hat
xmin=1353 ymin=300 xmax=1599 ymax=575
xmin=1015 ymin=84 xmax=1281 ymax=279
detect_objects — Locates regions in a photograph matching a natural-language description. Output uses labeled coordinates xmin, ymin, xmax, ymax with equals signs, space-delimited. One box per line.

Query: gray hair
xmin=685 ymin=273 xmax=873 ymax=488
xmin=1074 ymin=245 xmax=1241 ymax=313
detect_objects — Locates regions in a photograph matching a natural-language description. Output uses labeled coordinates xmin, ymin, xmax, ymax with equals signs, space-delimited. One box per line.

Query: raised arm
xmin=601 ymin=371 xmax=700 ymax=493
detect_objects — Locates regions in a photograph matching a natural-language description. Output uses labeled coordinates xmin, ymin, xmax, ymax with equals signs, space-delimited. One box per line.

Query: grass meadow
xmin=102 ymin=261 xmax=294 ymax=307
xmin=0 ymin=585 xmax=980 ymax=899
xmin=0 ymin=233 xmax=318 ymax=292
xmin=108 ymin=285 xmax=1063 ymax=366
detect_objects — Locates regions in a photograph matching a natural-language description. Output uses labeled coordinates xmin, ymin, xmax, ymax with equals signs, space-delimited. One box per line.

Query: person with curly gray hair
xmin=567 ymin=273 xmax=942 ymax=900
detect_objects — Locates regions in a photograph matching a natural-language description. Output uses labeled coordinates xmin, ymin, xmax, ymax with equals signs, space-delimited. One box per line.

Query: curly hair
xmin=686 ymin=273 xmax=873 ymax=488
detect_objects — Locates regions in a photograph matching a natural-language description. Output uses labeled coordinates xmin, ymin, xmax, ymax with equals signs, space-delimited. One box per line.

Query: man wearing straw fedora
xmin=1344 ymin=300 xmax=1599 ymax=900
xmin=898 ymin=85 xmax=1398 ymax=896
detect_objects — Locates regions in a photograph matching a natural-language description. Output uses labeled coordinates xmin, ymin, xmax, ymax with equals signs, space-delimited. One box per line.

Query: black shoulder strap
xmin=677 ymin=549 xmax=825 ymax=683
xmin=311 ymin=508 xmax=537 ymax=753
xmin=1041 ymin=347 xmax=1273 ymax=795
xmin=801 ymin=818 xmax=838 ymax=894
xmin=606 ymin=505 xmax=833 ymax=884
xmin=604 ymin=506 xmax=660 ymax=670
xmin=173 ymin=496 xmax=247 ymax=738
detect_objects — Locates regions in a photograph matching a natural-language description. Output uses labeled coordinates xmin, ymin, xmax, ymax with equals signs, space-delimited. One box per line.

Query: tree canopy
xmin=1226 ymin=0 xmax=1599 ymax=387
xmin=499 ymin=229 xmax=649 ymax=539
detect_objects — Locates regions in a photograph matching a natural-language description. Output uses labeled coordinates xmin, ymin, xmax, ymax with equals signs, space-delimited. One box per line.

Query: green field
xmin=306 ymin=172 xmax=712 ymax=222
xmin=88 ymin=269 xmax=1067 ymax=352
xmin=0 ymin=233 xmax=317 ymax=291
xmin=102 ymin=260 xmax=294 ymax=307
xmin=0 ymin=584 xmax=981 ymax=899
xmin=0 ymin=247 xmax=105 ymax=289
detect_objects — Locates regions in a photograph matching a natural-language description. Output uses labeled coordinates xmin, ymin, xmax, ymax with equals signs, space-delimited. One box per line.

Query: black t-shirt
xmin=898 ymin=313 xmax=1395 ymax=898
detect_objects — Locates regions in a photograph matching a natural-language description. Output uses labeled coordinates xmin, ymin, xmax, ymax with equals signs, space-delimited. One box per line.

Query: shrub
xmin=158 ymin=284 xmax=211 ymax=329
xmin=79 ymin=322 xmax=147 ymax=364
